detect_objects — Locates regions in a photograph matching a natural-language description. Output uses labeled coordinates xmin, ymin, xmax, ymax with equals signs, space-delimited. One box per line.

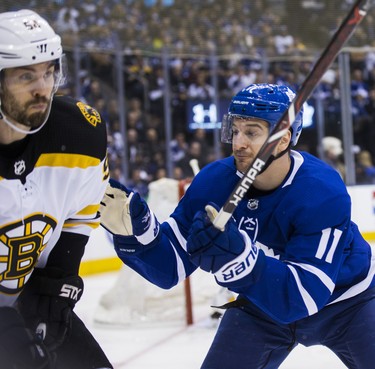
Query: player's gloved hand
xmin=100 ymin=178 xmax=160 ymax=247
xmin=187 ymin=203 xmax=260 ymax=286
xmin=0 ymin=306 xmax=54 ymax=369
xmin=17 ymin=267 xmax=84 ymax=352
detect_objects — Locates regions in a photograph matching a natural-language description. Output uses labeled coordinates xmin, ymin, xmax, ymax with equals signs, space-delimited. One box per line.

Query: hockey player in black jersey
xmin=0 ymin=9 xmax=112 ymax=369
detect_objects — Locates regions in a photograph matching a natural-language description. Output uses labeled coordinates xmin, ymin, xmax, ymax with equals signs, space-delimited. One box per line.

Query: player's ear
xmin=277 ymin=129 xmax=292 ymax=152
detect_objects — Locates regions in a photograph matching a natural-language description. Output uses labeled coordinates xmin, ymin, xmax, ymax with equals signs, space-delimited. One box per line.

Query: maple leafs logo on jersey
xmin=0 ymin=214 xmax=57 ymax=294
xmin=76 ymin=101 xmax=102 ymax=127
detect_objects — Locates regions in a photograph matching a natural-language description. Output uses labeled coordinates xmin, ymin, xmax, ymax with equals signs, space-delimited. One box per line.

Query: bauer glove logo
xmin=142 ymin=211 xmax=151 ymax=228
xmin=215 ymin=240 xmax=259 ymax=283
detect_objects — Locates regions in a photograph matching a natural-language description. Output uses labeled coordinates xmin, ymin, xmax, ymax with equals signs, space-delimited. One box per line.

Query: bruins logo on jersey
xmin=0 ymin=214 xmax=57 ymax=294
xmin=77 ymin=101 xmax=102 ymax=127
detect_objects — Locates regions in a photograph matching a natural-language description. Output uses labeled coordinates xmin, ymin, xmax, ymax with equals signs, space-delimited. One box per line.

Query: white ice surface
xmin=76 ymin=271 xmax=347 ymax=369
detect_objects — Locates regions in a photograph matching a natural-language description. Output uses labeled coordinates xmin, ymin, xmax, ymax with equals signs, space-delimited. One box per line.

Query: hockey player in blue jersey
xmin=100 ymin=83 xmax=375 ymax=369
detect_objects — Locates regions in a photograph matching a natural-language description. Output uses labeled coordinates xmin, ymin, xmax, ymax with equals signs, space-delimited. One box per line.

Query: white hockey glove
xmin=100 ymin=179 xmax=160 ymax=246
xmin=187 ymin=203 xmax=261 ymax=288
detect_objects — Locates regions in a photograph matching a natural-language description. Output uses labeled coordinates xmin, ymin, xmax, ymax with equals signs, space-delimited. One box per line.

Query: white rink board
xmin=347 ymin=184 xmax=375 ymax=233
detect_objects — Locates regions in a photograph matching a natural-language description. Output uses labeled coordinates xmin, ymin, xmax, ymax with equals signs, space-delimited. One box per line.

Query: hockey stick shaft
xmin=213 ymin=0 xmax=371 ymax=231
xmin=189 ymin=158 xmax=200 ymax=176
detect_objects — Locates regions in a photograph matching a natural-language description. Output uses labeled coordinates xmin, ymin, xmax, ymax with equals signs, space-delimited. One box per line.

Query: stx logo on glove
xmin=59 ymin=284 xmax=82 ymax=301
xmin=215 ymin=242 xmax=259 ymax=283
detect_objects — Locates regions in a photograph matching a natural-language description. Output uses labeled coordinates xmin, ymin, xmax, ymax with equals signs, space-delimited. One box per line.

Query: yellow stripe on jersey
xmin=35 ymin=153 xmax=101 ymax=169
xmin=77 ymin=204 xmax=100 ymax=216
xmin=63 ymin=221 xmax=100 ymax=229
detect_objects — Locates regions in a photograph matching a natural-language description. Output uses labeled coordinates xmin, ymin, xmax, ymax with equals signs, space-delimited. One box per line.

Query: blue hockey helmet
xmin=221 ymin=83 xmax=303 ymax=146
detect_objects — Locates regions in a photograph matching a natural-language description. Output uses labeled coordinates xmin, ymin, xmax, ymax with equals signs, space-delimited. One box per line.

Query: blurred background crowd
xmin=2 ymin=0 xmax=375 ymax=194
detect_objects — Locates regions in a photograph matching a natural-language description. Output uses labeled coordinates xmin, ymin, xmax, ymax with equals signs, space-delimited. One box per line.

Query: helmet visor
xmin=221 ymin=113 xmax=262 ymax=144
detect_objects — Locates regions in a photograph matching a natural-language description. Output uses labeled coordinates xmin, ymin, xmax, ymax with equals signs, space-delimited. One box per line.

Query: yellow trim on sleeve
xmin=77 ymin=204 xmax=100 ymax=216
xmin=35 ymin=153 xmax=100 ymax=168
xmin=63 ymin=221 xmax=100 ymax=229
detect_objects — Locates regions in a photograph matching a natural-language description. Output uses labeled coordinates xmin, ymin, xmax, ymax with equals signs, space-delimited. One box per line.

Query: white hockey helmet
xmin=0 ymin=9 xmax=63 ymax=70
xmin=0 ymin=10 xmax=64 ymax=134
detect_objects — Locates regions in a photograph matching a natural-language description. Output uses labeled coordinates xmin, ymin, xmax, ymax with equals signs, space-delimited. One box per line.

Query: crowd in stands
xmin=3 ymin=0 xmax=375 ymax=191
xmin=5 ymin=0 xmax=374 ymax=55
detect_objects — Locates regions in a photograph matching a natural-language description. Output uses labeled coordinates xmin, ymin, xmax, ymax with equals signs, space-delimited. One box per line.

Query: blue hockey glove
xmin=100 ymin=178 xmax=160 ymax=247
xmin=187 ymin=203 xmax=260 ymax=285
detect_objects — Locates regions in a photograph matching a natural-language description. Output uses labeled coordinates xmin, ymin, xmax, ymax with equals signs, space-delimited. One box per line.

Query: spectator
xmin=175 ymin=140 xmax=206 ymax=178
xmin=274 ymin=25 xmax=294 ymax=55
xmin=126 ymin=168 xmax=150 ymax=197
xmin=187 ymin=67 xmax=215 ymax=100
xmin=170 ymin=132 xmax=189 ymax=163
xmin=322 ymin=136 xmax=345 ymax=180
xmin=148 ymin=65 xmax=165 ymax=117
xmin=55 ymin=4 xmax=79 ymax=33
xmin=356 ymin=150 xmax=375 ymax=184
xmin=227 ymin=63 xmax=257 ymax=95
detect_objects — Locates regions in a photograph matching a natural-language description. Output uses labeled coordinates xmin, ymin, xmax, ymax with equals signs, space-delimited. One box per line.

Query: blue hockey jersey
xmin=114 ymin=150 xmax=375 ymax=324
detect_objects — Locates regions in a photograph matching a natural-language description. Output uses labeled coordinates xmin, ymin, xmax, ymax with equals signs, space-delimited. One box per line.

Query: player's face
xmin=232 ymin=118 xmax=269 ymax=173
xmin=1 ymin=61 xmax=56 ymax=128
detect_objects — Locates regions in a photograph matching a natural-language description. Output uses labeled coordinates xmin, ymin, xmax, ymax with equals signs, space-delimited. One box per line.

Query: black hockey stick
xmin=213 ymin=0 xmax=372 ymax=230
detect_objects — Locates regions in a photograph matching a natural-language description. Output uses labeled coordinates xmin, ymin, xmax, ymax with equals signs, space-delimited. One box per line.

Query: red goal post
xmin=178 ymin=178 xmax=194 ymax=325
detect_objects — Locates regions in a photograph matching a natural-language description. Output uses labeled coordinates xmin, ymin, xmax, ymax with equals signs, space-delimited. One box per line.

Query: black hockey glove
xmin=0 ymin=306 xmax=54 ymax=369
xmin=17 ymin=267 xmax=84 ymax=352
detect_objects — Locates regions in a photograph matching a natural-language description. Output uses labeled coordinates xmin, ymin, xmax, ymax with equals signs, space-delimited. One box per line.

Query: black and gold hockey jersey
xmin=0 ymin=95 xmax=109 ymax=306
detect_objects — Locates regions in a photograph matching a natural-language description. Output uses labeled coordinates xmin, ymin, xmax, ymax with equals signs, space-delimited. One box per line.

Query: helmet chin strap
xmin=257 ymin=145 xmax=291 ymax=175
xmin=0 ymin=100 xmax=52 ymax=135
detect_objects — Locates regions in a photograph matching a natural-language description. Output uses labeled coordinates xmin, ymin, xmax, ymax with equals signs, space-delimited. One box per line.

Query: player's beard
xmin=1 ymin=91 xmax=51 ymax=129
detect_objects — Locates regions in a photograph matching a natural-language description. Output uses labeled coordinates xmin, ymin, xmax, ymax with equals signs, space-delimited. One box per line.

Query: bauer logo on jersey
xmin=0 ymin=214 xmax=57 ymax=295
xmin=76 ymin=101 xmax=102 ymax=127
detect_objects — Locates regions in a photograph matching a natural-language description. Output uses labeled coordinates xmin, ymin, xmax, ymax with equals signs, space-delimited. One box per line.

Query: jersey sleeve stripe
xmin=76 ymin=204 xmax=100 ymax=216
xmin=329 ymin=244 xmax=375 ymax=304
xmin=288 ymin=264 xmax=318 ymax=316
xmin=35 ymin=153 xmax=100 ymax=168
xmin=169 ymin=239 xmax=187 ymax=284
xmin=287 ymin=261 xmax=335 ymax=293
xmin=165 ymin=217 xmax=188 ymax=252
xmin=63 ymin=220 xmax=100 ymax=229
